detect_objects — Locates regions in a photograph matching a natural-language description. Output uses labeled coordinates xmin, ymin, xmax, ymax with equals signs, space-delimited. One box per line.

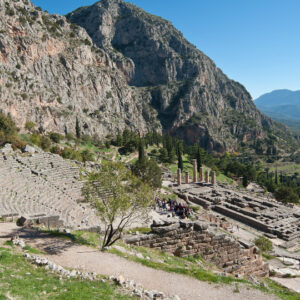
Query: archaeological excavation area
xmin=174 ymin=160 xmax=300 ymax=243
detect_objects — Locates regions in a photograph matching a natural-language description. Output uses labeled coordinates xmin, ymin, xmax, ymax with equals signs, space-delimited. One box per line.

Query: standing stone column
xmin=205 ymin=170 xmax=209 ymax=183
xmin=192 ymin=159 xmax=197 ymax=183
xmin=177 ymin=168 xmax=182 ymax=186
xmin=199 ymin=167 xmax=203 ymax=182
xmin=185 ymin=171 xmax=189 ymax=184
xmin=211 ymin=171 xmax=216 ymax=185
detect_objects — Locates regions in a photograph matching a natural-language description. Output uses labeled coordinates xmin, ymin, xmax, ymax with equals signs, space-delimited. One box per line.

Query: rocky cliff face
xmin=66 ymin=0 xmax=298 ymax=151
xmin=0 ymin=0 xmax=296 ymax=151
xmin=0 ymin=0 xmax=160 ymax=138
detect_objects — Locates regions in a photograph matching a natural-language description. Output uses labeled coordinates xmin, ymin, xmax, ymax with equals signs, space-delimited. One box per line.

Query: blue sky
xmin=31 ymin=0 xmax=300 ymax=99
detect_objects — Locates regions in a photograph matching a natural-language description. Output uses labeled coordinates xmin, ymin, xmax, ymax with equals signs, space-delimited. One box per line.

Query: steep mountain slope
xmin=255 ymin=90 xmax=300 ymax=131
xmin=66 ymin=0 xmax=296 ymax=151
xmin=0 ymin=0 xmax=159 ymax=138
xmin=0 ymin=0 xmax=297 ymax=152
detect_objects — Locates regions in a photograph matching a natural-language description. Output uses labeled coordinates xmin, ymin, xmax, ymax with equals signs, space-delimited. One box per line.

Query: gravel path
xmin=0 ymin=223 xmax=277 ymax=300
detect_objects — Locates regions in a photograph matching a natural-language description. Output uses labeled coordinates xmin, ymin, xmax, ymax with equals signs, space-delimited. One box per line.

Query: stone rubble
xmin=24 ymin=253 xmax=181 ymax=300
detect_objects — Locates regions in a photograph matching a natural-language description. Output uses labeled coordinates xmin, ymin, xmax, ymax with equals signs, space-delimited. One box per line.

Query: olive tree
xmin=82 ymin=162 xmax=154 ymax=250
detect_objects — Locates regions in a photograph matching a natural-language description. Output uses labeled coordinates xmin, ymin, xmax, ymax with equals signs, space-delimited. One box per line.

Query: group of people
xmin=155 ymin=197 xmax=191 ymax=219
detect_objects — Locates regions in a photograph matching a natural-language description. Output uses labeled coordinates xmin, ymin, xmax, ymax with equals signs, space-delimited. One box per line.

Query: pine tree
xmin=275 ymin=168 xmax=278 ymax=185
xmin=159 ymin=148 xmax=168 ymax=163
xmin=75 ymin=117 xmax=81 ymax=139
xmin=168 ymin=148 xmax=176 ymax=163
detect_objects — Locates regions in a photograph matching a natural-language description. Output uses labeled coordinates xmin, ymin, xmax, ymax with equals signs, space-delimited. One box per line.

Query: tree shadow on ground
xmin=0 ymin=226 xmax=80 ymax=255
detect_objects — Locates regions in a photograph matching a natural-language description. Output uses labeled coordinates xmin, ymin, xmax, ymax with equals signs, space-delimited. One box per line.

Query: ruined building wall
xmin=125 ymin=220 xmax=269 ymax=277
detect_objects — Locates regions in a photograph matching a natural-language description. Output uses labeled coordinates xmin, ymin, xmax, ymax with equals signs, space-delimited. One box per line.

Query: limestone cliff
xmin=0 ymin=0 xmax=160 ymax=138
xmin=0 ymin=0 xmax=296 ymax=151
xmin=67 ymin=0 xmax=297 ymax=151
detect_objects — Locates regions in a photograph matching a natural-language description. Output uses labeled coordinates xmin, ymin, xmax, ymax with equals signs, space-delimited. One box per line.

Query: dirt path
xmin=0 ymin=223 xmax=277 ymax=300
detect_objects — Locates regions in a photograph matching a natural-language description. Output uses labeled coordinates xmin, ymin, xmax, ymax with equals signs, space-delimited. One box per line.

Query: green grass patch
xmin=128 ymin=227 xmax=151 ymax=234
xmin=262 ymin=252 xmax=276 ymax=260
xmin=23 ymin=245 xmax=45 ymax=254
xmin=40 ymin=229 xmax=100 ymax=248
xmin=0 ymin=247 xmax=134 ymax=300
xmin=4 ymin=241 xmax=14 ymax=247
xmin=259 ymin=279 xmax=300 ymax=300
xmin=109 ymin=245 xmax=246 ymax=285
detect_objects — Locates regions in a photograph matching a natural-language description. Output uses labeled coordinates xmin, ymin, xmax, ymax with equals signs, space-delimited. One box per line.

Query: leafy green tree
xmin=132 ymin=159 xmax=162 ymax=188
xmin=274 ymin=186 xmax=299 ymax=204
xmin=82 ymin=162 xmax=154 ymax=249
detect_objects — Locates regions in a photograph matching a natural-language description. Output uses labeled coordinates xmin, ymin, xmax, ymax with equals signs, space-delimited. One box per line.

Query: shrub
xmin=25 ymin=121 xmax=36 ymax=132
xmin=49 ymin=132 xmax=63 ymax=143
xmin=254 ymin=236 xmax=273 ymax=252
xmin=6 ymin=8 xmax=15 ymax=16
xmin=83 ymin=38 xmax=91 ymax=46
xmin=21 ymin=93 xmax=28 ymax=100
xmin=81 ymin=134 xmax=91 ymax=144
xmin=81 ymin=149 xmax=94 ymax=162
xmin=61 ymin=147 xmax=81 ymax=161
xmin=6 ymin=135 xmax=26 ymax=150
xmin=65 ymin=132 xmax=75 ymax=141
xmin=40 ymin=136 xmax=51 ymax=151
xmin=29 ymin=133 xmax=41 ymax=146
xmin=50 ymin=145 xmax=60 ymax=154
xmin=0 ymin=113 xmax=17 ymax=136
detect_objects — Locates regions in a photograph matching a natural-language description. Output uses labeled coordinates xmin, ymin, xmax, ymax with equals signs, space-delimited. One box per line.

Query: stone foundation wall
xmin=125 ymin=220 xmax=269 ymax=277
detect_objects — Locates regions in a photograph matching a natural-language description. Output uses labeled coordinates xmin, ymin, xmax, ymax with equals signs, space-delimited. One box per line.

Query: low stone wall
xmin=124 ymin=219 xmax=269 ymax=277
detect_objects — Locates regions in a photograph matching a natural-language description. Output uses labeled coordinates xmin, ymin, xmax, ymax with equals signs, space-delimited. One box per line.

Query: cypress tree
xmin=275 ymin=168 xmax=278 ymax=185
xmin=177 ymin=146 xmax=183 ymax=170
xmin=138 ymin=140 xmax=146 ymax=163
xmin=196 ymin=147 xmax=202 ymax=172
xmin=75 ymin=117 xmax=81 ymax=139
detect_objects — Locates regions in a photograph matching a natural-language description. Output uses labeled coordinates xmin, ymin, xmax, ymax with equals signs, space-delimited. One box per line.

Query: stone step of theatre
xmin=0 ymin=145 xmax=100 ymax=230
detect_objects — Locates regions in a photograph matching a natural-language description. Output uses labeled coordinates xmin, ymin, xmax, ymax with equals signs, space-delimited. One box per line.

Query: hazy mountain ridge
xmin=255 ymin=90 xmax=300 ymax=131
xmin=0 ymin=0 xmax=297 ymax=151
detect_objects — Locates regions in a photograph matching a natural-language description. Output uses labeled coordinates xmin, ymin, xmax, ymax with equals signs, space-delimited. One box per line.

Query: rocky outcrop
xmin=0 ymin=0 xmax=296 ymax=151
xmin=0 ymin=0 xmax=160 ymax=138
xmin=124 ymin=219 xmax=269 ymax=277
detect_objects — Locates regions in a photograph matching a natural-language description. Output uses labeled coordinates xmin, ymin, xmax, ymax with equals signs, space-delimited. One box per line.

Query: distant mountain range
xmin=255 ymin=90 xmax=300 ymax=131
